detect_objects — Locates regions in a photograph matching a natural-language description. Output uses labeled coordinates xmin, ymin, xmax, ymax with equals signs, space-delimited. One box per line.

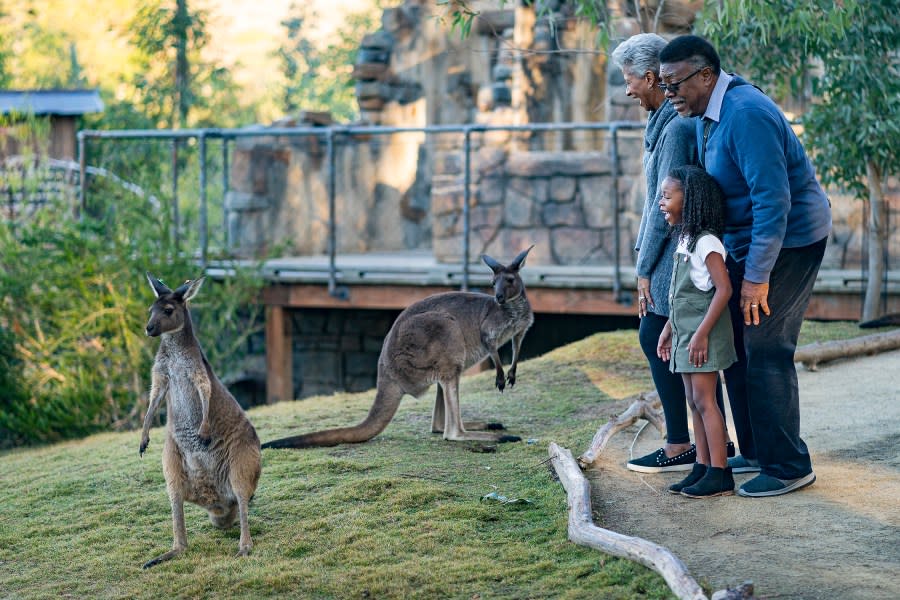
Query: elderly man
xmin=658 ymin=35 xmax=832 ymax=497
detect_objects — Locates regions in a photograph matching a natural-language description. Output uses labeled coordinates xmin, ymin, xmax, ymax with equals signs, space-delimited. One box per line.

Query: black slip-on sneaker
xmin=626 ymin=445 xmax=696 ymax=473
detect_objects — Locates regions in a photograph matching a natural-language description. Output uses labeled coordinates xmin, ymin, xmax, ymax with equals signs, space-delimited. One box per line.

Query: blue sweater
xmin=702 ymin=79 xmax=832 ymax=283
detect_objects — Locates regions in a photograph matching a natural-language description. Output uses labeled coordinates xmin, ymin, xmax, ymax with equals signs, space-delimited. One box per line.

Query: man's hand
xmin=740 ymin=280 xmax=770 ymax=326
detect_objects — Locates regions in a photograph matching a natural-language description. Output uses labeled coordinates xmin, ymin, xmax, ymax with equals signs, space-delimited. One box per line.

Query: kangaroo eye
xmin=164 ymin=308 xmax=173 ymax=316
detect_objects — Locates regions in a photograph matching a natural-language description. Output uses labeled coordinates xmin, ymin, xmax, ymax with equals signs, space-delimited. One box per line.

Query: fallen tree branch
xmin=794 ymin=329 xmax=900 ymax=371
xmin=577 ymin=391 xmax=665 ymax=468
xmin=549 ymin=442 xmax=708 ymax=600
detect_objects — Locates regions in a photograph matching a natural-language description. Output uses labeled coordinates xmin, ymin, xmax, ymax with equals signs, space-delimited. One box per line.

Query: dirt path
xmin=582 ymin=349 xmax=900 ymax=600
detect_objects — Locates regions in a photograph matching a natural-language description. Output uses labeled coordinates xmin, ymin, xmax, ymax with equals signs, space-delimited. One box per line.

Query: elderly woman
xmin=611 ymin=33 xmax=730 ymax=473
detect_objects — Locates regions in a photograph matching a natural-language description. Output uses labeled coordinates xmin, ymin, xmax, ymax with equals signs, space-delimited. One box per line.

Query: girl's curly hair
xmin=667 ymin=165 xmax=726 ymax=251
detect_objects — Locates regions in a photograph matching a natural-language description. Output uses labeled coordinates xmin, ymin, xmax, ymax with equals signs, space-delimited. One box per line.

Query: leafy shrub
xmin=0 ymin=179 xmax=265 ymax=447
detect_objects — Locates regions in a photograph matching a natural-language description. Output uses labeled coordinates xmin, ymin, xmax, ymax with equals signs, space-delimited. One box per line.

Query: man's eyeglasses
xmin=658 ymin=68 xmax=703 ymax=94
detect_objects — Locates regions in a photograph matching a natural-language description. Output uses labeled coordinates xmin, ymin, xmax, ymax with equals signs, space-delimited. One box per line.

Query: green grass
xmin=0 ymin=322 xmax=888 ymax=600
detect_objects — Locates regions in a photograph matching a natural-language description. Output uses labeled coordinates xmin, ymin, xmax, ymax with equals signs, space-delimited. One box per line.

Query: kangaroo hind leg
xmin=440 ymin=378 xmax=518 ymax=442
xmin=144 ymin=439 xmax=189 ymax=569
xmin=229 ymin=449 xmax=261 ymax=558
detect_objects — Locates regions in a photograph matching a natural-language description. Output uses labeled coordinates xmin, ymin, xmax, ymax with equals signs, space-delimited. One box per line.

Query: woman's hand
xmin=637 ymin=277 xmax=653 ymax=318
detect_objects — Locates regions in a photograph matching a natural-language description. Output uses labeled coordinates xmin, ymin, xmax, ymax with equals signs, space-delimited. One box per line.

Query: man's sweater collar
xmin=703 ymin=71 xmax=733 ymax=123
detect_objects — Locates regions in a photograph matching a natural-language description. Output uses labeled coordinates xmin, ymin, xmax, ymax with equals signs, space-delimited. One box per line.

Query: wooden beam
xmin=265 ymin=305 xmax=292 ymax=404
xmin=262 ymin=283 xmax=636 ymax=315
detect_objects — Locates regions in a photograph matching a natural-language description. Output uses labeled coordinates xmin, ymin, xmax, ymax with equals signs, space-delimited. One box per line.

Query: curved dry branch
xmin=549 ymin=442 xmax=708 ymax=600
xmin=577 ymin=391 xmax=665 ymax=468
xmin=794 ymin=329 xmax=900 ymax=371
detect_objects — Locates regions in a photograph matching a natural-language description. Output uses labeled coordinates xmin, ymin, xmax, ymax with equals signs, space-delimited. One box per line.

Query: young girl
xmin=657 ymin=165 xmax=737 ymax=498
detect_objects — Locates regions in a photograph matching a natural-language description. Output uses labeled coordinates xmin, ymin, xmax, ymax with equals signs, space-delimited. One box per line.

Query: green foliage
xmin=700 ymin=0 xmax=900 ymax=200
xmin=0 ymin=326 xmax=28 ymax=446
xmin=0 ymin=3 xmax=15 ymax=87
xmin=277 ymin=3 xmax=380 ymax=122
xmin=438 ymin=0 xmax=613 ymax=54
xmin=123 ymin=0 xmax=257 ymax=129
xmin=0 ymin=148 xmax=267 ymax=447
xmin=435 ymin=0 xmax=480 ymax=38
xmin=0 ymin=6 xmax=82 ymax=88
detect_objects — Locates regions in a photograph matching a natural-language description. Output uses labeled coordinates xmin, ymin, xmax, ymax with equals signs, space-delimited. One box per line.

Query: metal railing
xmin=78 ymin=121 xmax=645 ymax=298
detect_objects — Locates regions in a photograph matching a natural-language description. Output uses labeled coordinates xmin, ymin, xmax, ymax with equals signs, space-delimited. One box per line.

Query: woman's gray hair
xmin=610 ymin=33 xmax=668 ymax=78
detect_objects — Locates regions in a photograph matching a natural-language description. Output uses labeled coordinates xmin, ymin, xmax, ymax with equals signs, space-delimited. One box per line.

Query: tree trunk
xmin=862 ymin=160 xmax=886 ymax=323
xmin=174 ymin=0 xmax=191 ymax=128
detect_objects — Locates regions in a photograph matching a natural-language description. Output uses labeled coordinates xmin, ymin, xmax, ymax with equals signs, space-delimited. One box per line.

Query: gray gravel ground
xmin=583 ymin=348 xmax=900 ymax=600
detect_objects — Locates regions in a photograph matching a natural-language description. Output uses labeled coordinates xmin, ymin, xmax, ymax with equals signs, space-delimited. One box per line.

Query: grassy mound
xmin=0 ymin=323 xmax=887 ymax=599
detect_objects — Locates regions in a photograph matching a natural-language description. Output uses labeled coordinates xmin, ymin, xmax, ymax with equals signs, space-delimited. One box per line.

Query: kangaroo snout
xmin=146 ymin=322 xmax=159 ymax=337
xmin=495 ymin=292 xmax=506 ymax=304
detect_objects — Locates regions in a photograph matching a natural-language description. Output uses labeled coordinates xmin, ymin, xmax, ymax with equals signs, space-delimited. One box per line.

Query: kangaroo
xmin=262 ymin=246 xmax=535 ymax=449
xmin=140 ymin=273 xmax=261 ymax=569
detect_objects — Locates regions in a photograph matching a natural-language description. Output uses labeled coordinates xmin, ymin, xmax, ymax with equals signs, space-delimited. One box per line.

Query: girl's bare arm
xmin=689 ymin=252 xmax=732 ymax=366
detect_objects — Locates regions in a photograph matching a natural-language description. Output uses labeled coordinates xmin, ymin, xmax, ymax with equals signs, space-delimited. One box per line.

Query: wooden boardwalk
xmin=208 ymin=251 xmax=900 ymax=403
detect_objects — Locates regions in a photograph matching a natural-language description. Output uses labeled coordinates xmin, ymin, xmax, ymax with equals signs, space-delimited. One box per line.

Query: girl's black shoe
xmin=681 ymin=466 xmax=734 ymax=498
xmin=668 ymin=462 xmax=707 ymax=495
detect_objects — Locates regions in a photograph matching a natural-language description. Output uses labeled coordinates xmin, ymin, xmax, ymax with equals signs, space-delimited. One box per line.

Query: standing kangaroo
xmin=262 ymin=246 xmax=535 ymax=449
xmin=140 ymin=273 xmax=261 ymax=569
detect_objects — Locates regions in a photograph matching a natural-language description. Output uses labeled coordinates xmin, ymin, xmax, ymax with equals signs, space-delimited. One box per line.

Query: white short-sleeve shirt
xmin=674 ymin=234 xmax=727 ymax=292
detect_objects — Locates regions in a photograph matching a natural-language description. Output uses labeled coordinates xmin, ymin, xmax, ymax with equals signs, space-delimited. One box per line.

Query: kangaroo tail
xmin=261 ymin=379 xmax=404 ymax=449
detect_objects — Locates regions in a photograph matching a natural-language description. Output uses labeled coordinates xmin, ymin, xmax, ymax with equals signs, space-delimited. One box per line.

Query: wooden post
xmin=266 ymin=305 xmax=293 ymax=404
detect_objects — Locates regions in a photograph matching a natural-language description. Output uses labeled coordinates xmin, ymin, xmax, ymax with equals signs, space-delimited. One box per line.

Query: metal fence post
xmin=326 ymin=128 xmax=348 ymax=300
xmin=462 ymin=126 xmax=472 ymax=292
xmin=171 ymin=138 xmax=180 ymax=254
xmin=77 ymin=132 xmax=86 ymax=219
xmin=199 ymin=132 xmax=208 ymax=266
xmin=610 ymin=124 xmax=623 ymax=303
xmin=222 ymin=137 xmax=229 ymax=251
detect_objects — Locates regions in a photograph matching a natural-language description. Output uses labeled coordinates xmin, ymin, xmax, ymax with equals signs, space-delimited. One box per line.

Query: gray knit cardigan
xmin=635 ymin=101 xmax=698 ymax=317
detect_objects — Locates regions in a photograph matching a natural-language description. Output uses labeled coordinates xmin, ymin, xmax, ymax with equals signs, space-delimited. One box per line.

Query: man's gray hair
xmin=610 ymin=33 xmax=668 ymax=78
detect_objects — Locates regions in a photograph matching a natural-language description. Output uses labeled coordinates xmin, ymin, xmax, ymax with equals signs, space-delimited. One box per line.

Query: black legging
xmin=638 ymin=312 xmax=725 ymax=445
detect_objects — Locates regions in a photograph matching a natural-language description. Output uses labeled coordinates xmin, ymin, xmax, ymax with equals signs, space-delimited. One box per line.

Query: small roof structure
xmin=0 ymin=89 xmax=104 ymax=116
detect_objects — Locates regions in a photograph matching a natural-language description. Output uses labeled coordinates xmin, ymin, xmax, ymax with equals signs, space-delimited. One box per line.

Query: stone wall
xmin=431 ymin=143 xmax=645 ymax=265
xmin=226 ymin=124 xmax=430 ymax=257
xmin=224 ymin=0 xmax=896 ymax=273
xmin=288 ymin=308 xmax=399 ymax=399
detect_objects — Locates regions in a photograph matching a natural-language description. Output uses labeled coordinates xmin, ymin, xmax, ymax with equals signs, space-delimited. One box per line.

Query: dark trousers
xmin=723 ymin=237 xmax=827 ymax=480
xmin=639 ymin=312 xmax=725 ymax=445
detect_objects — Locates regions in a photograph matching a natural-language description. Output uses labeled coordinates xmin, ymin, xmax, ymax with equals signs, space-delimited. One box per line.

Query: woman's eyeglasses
xmin=658 ymin=68 xmax=703 ymax=94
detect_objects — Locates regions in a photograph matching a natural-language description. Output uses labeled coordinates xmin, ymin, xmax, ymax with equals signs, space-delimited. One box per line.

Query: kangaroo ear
xmin=175 ymin=277 xmax=205 ymax=302
xmin=146 ymin=272 xmax=172 ymax=298
xmin=482 ymin=254 xmax=504 ymax=274
xmin=510 ymin=245 xmax=534 ymax=271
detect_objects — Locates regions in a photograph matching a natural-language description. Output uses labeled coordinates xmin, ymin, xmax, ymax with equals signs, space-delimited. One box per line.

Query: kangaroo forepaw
xmin=495 ymin=374 xmax=506 ymax=392
xmin=139 ymin=438 xmax=149 ymax=457
xmin=497 ymin=434 xmax=522 ymax=443
xmin=197 ymin=424 xmax=211 ymax=445
xmin=506 ymin=373 xmax=517 ymax=387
